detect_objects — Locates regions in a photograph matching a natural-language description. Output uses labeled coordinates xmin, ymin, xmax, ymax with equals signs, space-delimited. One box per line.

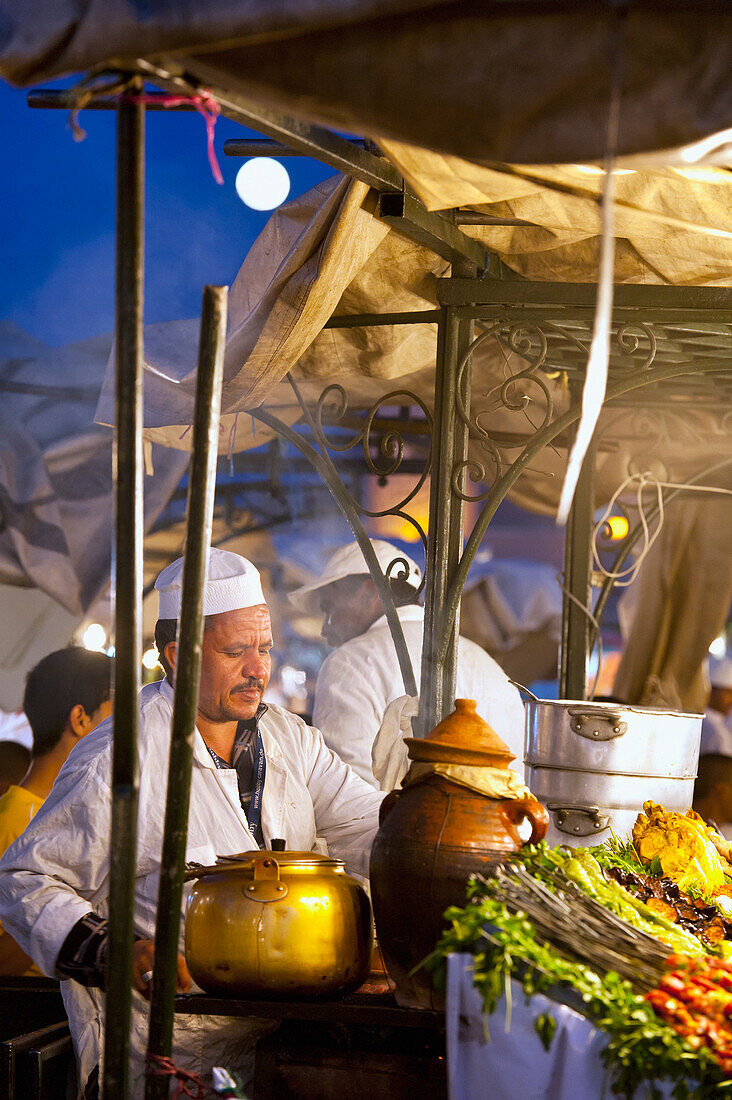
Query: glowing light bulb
xmin=709 ymin=635 xmax=727 ymax=658
xmin=235 ymin=159 xmax=290 ymax=211
xmin=82 ymin=623 xmax=106 ymax=651
xmin=605 ymin=515 xmax=630 ymax=541
xmin=142 ymin=647 xmax=160 ymax=670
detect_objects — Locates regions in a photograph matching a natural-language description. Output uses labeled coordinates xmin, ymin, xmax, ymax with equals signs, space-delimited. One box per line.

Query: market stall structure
xmin=1 ymin=1 xmax=732 ymax=1097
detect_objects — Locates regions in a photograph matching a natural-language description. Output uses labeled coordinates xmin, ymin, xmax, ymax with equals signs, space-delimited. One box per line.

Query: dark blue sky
xmin=1 ymin=78 xmax=333 ymax=347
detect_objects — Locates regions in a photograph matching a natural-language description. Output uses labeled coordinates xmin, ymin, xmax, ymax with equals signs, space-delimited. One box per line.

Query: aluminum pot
xmin=184 ymin=850 xmax=372 ymax=997
xmin=523 ymin=698 xmax=702 ymax=848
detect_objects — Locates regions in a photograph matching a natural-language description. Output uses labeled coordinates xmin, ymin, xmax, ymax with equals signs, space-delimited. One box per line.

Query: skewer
xmin=478 ymin=865 xmax=671 ymax=993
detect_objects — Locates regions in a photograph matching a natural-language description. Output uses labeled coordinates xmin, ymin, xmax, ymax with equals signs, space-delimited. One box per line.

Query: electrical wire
xmin=559 ymin=468 xmax=732 ymax=699
xmin=592 ymin=471 xmax=732 ymax=589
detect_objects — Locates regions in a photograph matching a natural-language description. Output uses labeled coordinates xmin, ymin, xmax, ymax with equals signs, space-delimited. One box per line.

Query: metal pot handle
xmin=547 ymin=804 xmax=611 ymax=837
xmin=244 ymin=858 xmax=289 ymax=902
xmin=566 ymin=708 xmax=628 ymax=741
xmin=509 ymin=680 xmax=540 ymax=702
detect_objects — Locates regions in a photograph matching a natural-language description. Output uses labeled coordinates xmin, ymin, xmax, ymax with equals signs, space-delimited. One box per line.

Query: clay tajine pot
xmin=370 ymin=699 xmax=548 ymax=1009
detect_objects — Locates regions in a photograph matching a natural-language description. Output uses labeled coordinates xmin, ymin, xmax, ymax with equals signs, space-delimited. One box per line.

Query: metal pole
xmin=559 ymin=389 xmax=597 ymax=700
xmin=103 ymin=88 xmax=145 ymax=1099
xmin=418 ymin=268 xmax=475 ymax=737
xmin=145 ymin=286 xmax=228 ymax=1100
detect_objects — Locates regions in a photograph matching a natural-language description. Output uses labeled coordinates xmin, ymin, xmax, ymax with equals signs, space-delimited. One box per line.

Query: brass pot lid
xmin=184 ymin=850 xmax=345 ymax=881
xmin=404 ymin=698 xmax=516 ymax=767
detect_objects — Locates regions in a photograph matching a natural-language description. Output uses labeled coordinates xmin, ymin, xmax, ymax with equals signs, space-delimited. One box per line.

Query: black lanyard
xmin=207 ymin=726 xmax=267 ymax=845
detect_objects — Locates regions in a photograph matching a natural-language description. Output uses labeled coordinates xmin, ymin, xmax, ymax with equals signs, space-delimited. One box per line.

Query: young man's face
xmin=319 ymin=576 xmax=381 ymax=648
xmin=194 ymin=605 xmax=273 ymax=725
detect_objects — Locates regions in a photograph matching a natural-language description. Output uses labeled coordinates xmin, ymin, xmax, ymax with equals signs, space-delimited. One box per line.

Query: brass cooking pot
xmin=184 ymin=851 xmax=372 ymax=997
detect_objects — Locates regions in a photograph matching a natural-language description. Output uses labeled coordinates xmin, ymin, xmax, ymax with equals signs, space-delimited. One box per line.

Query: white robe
xmin=0 ymin=679 xmax=384 ymax=1095
xmin=312 ymin=604 xmax=526 ymax=788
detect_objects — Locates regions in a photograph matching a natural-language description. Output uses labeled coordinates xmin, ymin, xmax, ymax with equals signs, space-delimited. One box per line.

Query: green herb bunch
xmin=425 ymin=879 xmax=729 ymax=1099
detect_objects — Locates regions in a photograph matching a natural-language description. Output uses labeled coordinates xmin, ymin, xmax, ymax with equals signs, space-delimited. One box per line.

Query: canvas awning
xmin=0 ymin=1 xmax=730 ymax=165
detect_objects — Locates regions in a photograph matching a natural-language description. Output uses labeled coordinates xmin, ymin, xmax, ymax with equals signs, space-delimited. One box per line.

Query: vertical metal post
xmin=145 ymin=286 xmax=228 ymax=1100
xmin=418 ymin=266 xmax=475 ymax=737
xmin=103 ymin=89 xmax=145 ymax=1099
xmin=559 ymin=393 xmax=597 ymax=700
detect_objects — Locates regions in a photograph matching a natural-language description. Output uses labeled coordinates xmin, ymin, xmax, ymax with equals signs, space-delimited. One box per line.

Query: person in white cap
xmin=0 ymin=549 xmax=384 ymax=1097
xmin=290 ymin=538 xmax=525 ymax=788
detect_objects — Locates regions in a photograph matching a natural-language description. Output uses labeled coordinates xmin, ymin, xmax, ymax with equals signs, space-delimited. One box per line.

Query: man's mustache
xmin=232 ymin=679 xmax=265 ymax=693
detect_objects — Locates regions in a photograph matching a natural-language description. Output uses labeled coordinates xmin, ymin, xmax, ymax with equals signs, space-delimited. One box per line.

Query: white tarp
xmin=0 ymin=321 xmax=189 ymax=617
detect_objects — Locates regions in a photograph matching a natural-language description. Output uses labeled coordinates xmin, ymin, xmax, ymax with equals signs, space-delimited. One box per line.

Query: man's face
xmin=712 ymin=687 xmax=732 ymax=718
xmin=319 ymin=576 xmax=379 ymax=647
xmin=196 ymin=605 xmax=273 ymax=724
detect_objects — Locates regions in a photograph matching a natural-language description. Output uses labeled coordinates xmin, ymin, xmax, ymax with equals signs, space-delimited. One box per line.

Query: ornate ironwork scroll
xmin=438 ymin=352 xmax=731 ymax=667
xmin=251 ymin=373 xmax=434 ymax=698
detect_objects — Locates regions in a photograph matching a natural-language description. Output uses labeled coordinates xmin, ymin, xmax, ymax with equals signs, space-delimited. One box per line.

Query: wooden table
xmin=175 ymin=982 xmax=447 ymax=1099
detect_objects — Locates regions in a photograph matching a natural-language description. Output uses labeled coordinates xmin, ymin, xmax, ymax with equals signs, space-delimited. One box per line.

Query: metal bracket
xmin=244 ymin=858 xmax=288 ymax=903
xmin=567 ymin=709 xmax=628 ymax=741
xmin=548 ymin=804 xmax=611 ymax=837
xmin=377 ymin=192 xmax=489 ymax=271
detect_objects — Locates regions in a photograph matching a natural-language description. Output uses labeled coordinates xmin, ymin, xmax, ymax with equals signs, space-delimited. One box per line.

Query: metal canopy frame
xmin=28 ymin=78 xmax=732 ymax=1098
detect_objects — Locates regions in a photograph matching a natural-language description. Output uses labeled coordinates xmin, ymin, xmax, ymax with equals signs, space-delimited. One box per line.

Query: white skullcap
xmin=710 ymin=656 xmax=732 ymax=691
xmin=155 ymin=548 xmax=266 ymax=620
xmin=289 ymin=538 xmax=421 ymax=613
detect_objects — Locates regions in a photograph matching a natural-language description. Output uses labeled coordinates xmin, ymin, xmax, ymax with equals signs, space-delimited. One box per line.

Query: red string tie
xmin=129 ymin=91 xmax=224 ymax=185
xmin=145 ymin=1052 xmax=214 ymax=1098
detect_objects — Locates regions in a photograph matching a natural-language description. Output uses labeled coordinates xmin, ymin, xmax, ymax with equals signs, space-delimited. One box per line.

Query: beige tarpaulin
xmin=1 ymin=3 xmax=730 ymax=166
xmin=95 ymin=160 xmax=732 ymax=705
xmin=614 ymin=494 xmax=732 ymax=713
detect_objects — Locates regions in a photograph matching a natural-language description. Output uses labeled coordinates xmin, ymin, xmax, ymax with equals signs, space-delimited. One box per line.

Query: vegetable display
xmin=427 ymin=833 xmax=732 ymax=1097
xmin=647 ymin=955 xmax=732 ymax=1076
xmin=607 ymin=866 xmax=732 ymax=949
xmin=426 ymin=877 xmax=727 ymax=1098
xmin=633 ymin=802 xmax=732 ymax=896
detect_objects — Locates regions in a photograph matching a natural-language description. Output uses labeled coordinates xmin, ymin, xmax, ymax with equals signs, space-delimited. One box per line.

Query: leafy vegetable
xmin=515 ymin=843 xmax=708 ymax=958
xmin=534 ymin=1011 xmax=557 ymax=1051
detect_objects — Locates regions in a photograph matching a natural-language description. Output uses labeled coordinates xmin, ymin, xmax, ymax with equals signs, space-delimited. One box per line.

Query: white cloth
xmin=700 ymin=707 xmax=732 ymax=757
xmin=0 ymin=678 xmax=383 ymax=1095
xmin=312 ymin=604 xmax=525 ymax=789
xmin=372 ymin=695 xmax=419 ymax=791
xmin=0 ymin=710 xmax=33 ymax=750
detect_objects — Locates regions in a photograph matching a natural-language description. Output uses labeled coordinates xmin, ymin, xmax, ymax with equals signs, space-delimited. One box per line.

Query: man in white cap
xmin=290 ymin=538 xmax=525 ymax=788
xmin=0 ymin=549 xmax=384 ymax=1097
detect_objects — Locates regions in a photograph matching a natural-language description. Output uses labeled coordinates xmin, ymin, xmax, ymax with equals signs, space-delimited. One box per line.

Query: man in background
xmin=0 ymin=646 xmax=112 ymax=975
xmin=290 ymin=538 xmax=525 ymax=788
xmin=700 ymin=656 xmax=732 ymax=758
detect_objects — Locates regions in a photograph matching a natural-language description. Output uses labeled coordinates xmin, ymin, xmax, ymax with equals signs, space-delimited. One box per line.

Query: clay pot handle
xmin=503 ymin=794 xmax=549 ymax=845
xmin=379 ymin=789 xmax=401 ymax=826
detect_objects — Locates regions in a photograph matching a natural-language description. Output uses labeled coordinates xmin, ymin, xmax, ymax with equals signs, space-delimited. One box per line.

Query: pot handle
xmin=244 ymin=858 xmax=289 ymax=902
xmin=509 ymin=679 xmax=540 ymax=702
xmin=502 ymin=795 xmax=550 ymax=845
xmin=566 ymin=708 xmax=627 ymax=741
xmin=378 ymin=789 xmax=401 ymax=826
